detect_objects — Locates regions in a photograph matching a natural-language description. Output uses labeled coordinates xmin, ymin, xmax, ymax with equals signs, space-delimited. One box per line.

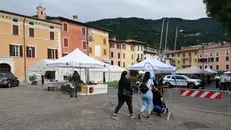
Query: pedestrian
xmin=138 ymin=72 xmax=154 ymax=119
xmin=71 ymin=71 xmax=81 ymax=98
xmin=220 ymin=74 xmax=226 ymax=90
xmin=112 ymin=71 xmax=136 ymax=120
xmin=215 ymin=75 xmax=220 ymax=90
xmin=227 ymin=74 xmax=231 ymax=94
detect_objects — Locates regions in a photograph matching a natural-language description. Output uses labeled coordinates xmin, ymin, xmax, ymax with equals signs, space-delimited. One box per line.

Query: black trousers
xmin=225 ymin=82 xmax=231 ymax=91
xmin=220 ymin=83 xmax=225 ymax=90
xmin=114 ymin=96 xmax=133 ymax=114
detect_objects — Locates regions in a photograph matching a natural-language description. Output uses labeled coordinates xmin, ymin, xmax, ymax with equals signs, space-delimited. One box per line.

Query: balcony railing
xmin=144 ymin=47 xmax=159 ymax=54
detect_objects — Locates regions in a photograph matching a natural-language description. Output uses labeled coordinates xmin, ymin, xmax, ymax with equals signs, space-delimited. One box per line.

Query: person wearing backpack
xmin=112 ymin=71 xmax=136 ymax=120
xmin=138 ymin=72 xmax=154 ymax=119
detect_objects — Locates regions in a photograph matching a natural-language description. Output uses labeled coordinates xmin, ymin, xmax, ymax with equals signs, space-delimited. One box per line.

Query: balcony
xmin=144 ymin=47 xmax=159 ymax=54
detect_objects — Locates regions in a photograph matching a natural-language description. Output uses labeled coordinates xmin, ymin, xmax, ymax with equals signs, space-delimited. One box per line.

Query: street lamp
xmin=173 ymin=26 xmax=183 ymax=67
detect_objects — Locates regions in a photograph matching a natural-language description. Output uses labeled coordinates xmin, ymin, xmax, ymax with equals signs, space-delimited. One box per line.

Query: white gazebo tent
xmin=204 ymin=68 xmax=217 ymax=74
xmin=46 ymin=48 xmax=106 ymax=68
xmin=45 ymin=48 xmax=108 ymax=95
xmin=224 ymin=71 xmax=231 ymax=74
xmin=176 ymin=66 xmax=204 ymax=74
xmin=127 ymin=58 xmax=176 ymax=73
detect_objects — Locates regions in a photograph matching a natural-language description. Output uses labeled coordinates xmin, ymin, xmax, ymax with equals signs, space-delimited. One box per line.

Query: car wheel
xmin=188 ymin=83 xmax=195 ymax=89
xmin=165 ymin=82 xmax=171 ymax=88
xmin=16 ymin=82 xmax=19 ymax=87
xmin=8 ymin=82 xmax=11 ymax=88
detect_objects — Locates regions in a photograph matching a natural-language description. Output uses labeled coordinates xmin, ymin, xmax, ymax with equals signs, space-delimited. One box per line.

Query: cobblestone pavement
xmin=0 ymin=85 xmax=231 ymax=130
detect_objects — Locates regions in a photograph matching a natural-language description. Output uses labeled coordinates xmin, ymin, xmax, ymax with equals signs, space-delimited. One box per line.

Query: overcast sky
xmin=1 ymin=0 xmax=207 ymax=22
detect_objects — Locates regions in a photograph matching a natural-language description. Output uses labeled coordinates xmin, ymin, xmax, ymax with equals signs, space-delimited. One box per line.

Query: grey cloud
xmin=0 ymin=0 xmax=207 ymax=22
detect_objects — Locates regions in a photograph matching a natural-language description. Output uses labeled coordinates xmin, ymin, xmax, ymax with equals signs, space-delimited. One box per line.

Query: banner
xmin=144 ymin=62 xmax=155 ymax=80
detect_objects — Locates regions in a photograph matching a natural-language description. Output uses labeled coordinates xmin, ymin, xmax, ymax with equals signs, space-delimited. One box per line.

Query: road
xmin=0 ymin=84 xmax=230 ymax=130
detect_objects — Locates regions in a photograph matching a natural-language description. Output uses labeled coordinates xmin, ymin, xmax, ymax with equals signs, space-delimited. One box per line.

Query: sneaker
xmin=112 ymin=115 xmax=119 ymax=120
xmin=130 ymin=114 xmax=136 ymax=119
xmin=138 ymin=113 xmax=142 ymax=120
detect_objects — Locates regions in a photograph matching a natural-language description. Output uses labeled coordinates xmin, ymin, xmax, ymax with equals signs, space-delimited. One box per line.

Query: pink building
xmin=109 ymin=38 xmax=122 ymax=66
xmin=198 ymin=43 xmax=231 ymax=71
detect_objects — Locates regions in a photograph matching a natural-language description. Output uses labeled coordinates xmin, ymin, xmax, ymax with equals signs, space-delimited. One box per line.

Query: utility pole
xmin=174 ymin=26 xmax=179 ymax=66
xmin=159 ymin=19 xmax=165 ymax=61
xmin=164 ymin=21 xmax=169 ymax=62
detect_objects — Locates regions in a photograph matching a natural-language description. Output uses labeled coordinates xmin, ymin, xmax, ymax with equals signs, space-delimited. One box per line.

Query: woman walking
xmin=138 ymin=72 xmax=154 ymax=119
xmin=112 ymin=71 xmax=136 ymax=120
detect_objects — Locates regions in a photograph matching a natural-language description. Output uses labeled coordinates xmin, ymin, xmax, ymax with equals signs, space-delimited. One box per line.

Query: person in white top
xmin=138 ymin=72 xmax=154 ymax=120
xmin=220 ymin=74 xmax=226 ymax=90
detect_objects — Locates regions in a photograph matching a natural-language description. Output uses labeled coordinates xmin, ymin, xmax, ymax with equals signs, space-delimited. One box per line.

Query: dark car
xmin=0 ymin=72 xmax=19 ymax=88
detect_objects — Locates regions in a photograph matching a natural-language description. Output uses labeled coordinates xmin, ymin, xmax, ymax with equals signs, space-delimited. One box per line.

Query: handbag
xmin=122 ymin=89 xmax=132 ymax=97
xmin=139 ymin=83 xmax=149 ymax=94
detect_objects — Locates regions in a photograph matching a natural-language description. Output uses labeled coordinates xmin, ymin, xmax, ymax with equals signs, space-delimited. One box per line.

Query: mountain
xmin=87 ymin=17 xmax=229 ymax=49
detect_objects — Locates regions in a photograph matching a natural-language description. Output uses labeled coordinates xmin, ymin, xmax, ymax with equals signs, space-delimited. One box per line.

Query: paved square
xmin=0 ymin=84 xmax=231 ymax=130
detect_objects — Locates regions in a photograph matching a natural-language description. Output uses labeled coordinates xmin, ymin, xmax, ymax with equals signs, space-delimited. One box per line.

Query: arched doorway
xmin=0 ymin=63 xmax=11 ymax=73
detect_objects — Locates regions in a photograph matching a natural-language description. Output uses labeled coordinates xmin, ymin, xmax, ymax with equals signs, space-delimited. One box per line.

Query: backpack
xmin=139 ymin=83 xmax=149 ymax=94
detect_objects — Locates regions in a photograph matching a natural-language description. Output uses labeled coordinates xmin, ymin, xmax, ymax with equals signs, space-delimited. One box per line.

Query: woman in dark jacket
xmin=112 ymin=71 xmax=136 ymax=120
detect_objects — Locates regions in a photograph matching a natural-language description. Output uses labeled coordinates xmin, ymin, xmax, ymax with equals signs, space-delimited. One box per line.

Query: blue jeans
xmin=141 ymin=90 xmax=153 ymax=114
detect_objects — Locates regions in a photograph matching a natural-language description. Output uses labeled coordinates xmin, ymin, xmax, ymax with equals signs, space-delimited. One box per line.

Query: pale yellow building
xmin=0 ymin=7 xmax=61 ymax=82
xmin=88 ymin=28 xmax=110 ymax=63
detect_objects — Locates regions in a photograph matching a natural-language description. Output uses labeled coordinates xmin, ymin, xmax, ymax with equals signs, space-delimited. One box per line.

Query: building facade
xmin=197 ymin=43 xmax=231 ymax=71
xmin=48 ymin=16 xmax=88 ymax=56
xmin=88 ymin=28 xmax=110 ymax=63
xmin=0 ymin=7 xmax=61 ymax=82
xmin=166 ymin=46 xmax=200 ymax=69
xmin=144 ymin=47 xmax=159 ymax=60
xmin=109 ymin=38 xmax=122 ymax=66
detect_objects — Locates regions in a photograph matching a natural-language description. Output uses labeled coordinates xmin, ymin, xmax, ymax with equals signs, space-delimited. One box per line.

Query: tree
xmin=204 ymin=0 xmax=231 ymax=37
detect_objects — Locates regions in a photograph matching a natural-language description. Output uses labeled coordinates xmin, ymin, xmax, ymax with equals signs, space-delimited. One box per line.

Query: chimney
xmin=73 ymin=15 xmax=78 ymax=21
xmin=37 ymin=6 xmax=46 ymax=20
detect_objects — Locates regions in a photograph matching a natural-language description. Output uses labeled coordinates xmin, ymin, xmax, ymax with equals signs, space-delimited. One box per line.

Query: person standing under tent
xmin=138 ymin=72 xmax=154 ymax=119
xmin=71 ymin=71 xmax=81 ymax=98
xmin=112 ymin=71 xmax=136 ymax=120
xmin=220 ymin=73 xmax=226 ymax=90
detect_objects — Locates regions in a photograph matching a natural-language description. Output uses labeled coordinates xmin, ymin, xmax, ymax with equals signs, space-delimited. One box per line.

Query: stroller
xmin=152 ymin=88 xmax=169 ymax=116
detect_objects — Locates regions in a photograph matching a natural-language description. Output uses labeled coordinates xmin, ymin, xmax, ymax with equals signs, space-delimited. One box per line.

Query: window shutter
xmin=32 ymin=47 xmax=35 ymax=58
xmin=55 ymin=49 xmax=58 ymax=59
xmin=47 ymin=49 xmax=50 ymax=59
xmin=26 ymin=46 xmax=29 ymax=57
xmin=20 ymin=46 xmax=23 ymax=57
xmin=9 ymin=45 xmax=13 ymax=56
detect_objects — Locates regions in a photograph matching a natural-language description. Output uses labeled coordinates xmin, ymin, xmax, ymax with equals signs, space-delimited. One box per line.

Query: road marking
xmin=49 ymin=95 xmax=54 ymax=100
xmin=24 ymin=92 xmax=29 ymax=96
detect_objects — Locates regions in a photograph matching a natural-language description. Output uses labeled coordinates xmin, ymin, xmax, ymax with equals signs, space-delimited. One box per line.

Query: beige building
xmin=0 ymin=7 xmax=61 ymax=82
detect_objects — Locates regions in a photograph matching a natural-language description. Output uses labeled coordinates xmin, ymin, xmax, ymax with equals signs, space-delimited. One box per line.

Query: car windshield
xmin=0 ymin=73 xmax=7 ymax=78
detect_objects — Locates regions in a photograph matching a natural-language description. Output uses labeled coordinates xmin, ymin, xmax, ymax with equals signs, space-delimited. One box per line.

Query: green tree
xmin=204 ymin=0 xmax=231 ymax=37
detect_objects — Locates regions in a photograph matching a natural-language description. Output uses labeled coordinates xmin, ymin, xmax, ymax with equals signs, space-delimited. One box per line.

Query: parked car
xmin=163 ymin=75 xmax=201 ymax=89
xmin=0 ymin=72 xmax=19 ymax=88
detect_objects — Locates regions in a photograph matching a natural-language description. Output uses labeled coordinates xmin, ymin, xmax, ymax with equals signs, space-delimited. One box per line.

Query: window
xmin=216 ymin=65 xmax=219 ymax=70
xmin=216 ymin=52 xmax=219 ymax=56
xmin=200 ymin=66 xmax=202 ymax=69
xmin=26 ymin=46 xmax=35 ymax=58
xmin=63 ymin=23 xmax=68 ymax=31
xmin=216 ymin=57 xmax=219 ymax=62
xmin=167 ymin=54 xmax=169 ymax=58
xmin=50 ymin=31 xmax=54 ymax=40
xmin=122 ymin=44 xmax=126 ymax=50
xmin=183 ymin=53 xmax=185 ymax=57
xmin=194 ymin=59 xmax=197 ymax=62
xmin=205 ymin=65 xmax=207 ymax=69
xmin=210 ymin=65 xmax=213 ymax=69
xmin=117 ymin=44 xmax=121 ymax=49
xmin=178 ymin=60 xmax=180 ymax=64
xmin=111 ymin=60 xmax=114 ymax=65
xmin=226 ymin=50 xmax=229 ymax=56
xmin=140 ymin=46 xmax=143 ymax=51
xmin=226 ymin=57 xmax=229 ymax=61
xmin=226 ymin=64 xmax=229 ymax=70
xmin=210 ymin=52 xmax=213 ymax=57
xmin=13 ymin=25 xmax=19 ymax=35
xmin=82 ymin=41 xmax=87 ymax=49
xmin=118 ymin=61 xmax=120 ymax=66
xmin=118 ymin=53 xmax=120 ymax=58
xmin=29 ymin=28 xmax=34 ymax=37
xmin=194 ymin=52 xmax=197 ymax=55
xmin=189 ymin=53 xmax=191 ymax=57
xmin=131 ymin=54 xmax=133 ymax=60
xmin=137 ymin=54 xmax=140 ymax=59
xmin=63 ymin=38 xmax=69 ymax=47
xmin=138 ymin=46 xmax=139 ymax=51
xmin=177 ymin=53 xmax=179 ymax=57
xmin=47 ymin=48 xmax=58 ymax=59
xmin=103 ymin=39 xmax=106 ymax=45
xmin=103 ymin=49 xmax=106 ymax=55
xmin=89 ymin=47 xmax=92 ymax=53
xmin=123 ymin=53 xmax=125 ymax=59
xmin=141 ymin=54 xmax=143 ymax=59
xmin=81 ymin=28 xmax=86 ymax=35
xmin=110 ymin=43 xmax=114 ymax=48
xmin=123 ymin=62 xmax=125 ymax=68
xmin=9 ymin=44 xmax=22 ymax=57
xmin=111 ymin=52 xmax=113 ymax=58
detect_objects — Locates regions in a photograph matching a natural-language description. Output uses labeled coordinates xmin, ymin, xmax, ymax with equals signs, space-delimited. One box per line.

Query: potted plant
xmin=29 ymin=75 xmax=37 ymax=85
